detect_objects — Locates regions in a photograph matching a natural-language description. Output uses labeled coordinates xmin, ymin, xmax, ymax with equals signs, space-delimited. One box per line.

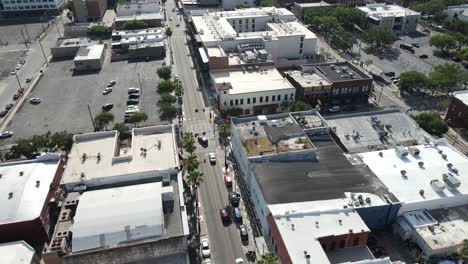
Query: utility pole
xmin=87 ymin=105 xmax=95 ymax=131
xmin=55 ymin=20 xmax=62 ymax=38
xmin=38 ymin=39 xmax=49 ymax=66
xmin=14 ymin=72 xmax=22 ymax=90
xmin=377 ymin=84 xmax=384 ymax=106
xmin=20 ymin=31 xmax=29 ymax=50
xmin=23 ymin=24 xmax=31 ymax=42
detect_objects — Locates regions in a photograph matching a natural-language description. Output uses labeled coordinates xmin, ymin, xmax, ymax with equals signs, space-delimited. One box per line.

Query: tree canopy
xmin=260 ymin=0 xmax=279 ymax=7
xmin=119 ymin=20 xmax=147 ymax=30
xmin=158 ymin=80 xmax=175 ymax=93
xmin=87 ymin=25 xmax=110 ymax=37
xmin=459 ymin=47 xmax=468 ymax=61
xmin=429 ymin=63 xmax=468 ymax=92
xmin=399 ymin=71 xmax=431 ymax=94
xmin=113 ymin=123 xmax=131 ymax=141
xmin=6 ymin=131 xmax=74 ymax=160
xmin=361 ymin=27 xmax=397 ymax=48
xmin=165 ymin=27 xmax=173 ymax=37
xmin=429 ymin=34 xmax=456 ymax=52
xmin=290 ymin=101 xmax=313 ymax=112
xmin=127 ymin=112 xmax=148 ymax=126
xmin=94 ymin=112 xmax=114 ymax=131
xmin=412 ymin=112 xmax=448 ymax=136
xmin=157 ymin=67 xmax=172 ymax=80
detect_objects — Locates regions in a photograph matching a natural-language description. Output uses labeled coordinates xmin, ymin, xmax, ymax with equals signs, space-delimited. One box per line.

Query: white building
xmin=357 ymin=4 xmax=420 ymax=33
xmin=191 ymin=7 xmax=319 ymax=67
xmin=73 ymin=44 xmax=105 ymax=71
xmin=445 ymin=4 xmax=468 ymax=22
xmin=0 ymin=241 xmax=40 ymax=264
xmin=0 ymin=0 xmax=65 ymax=14
xmin=211 ymin=67 xmax=295 ymax=115
xmin=222 ymin=0 xmax=255 ymax=11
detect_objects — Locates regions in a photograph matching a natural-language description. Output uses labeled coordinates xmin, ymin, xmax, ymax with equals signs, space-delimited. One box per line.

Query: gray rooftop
xmin=326 ymin=109 xmax=432 ymax=153
xmin=301 ymin=61 xmax=371 ymax=83
xmin=326 ymin=245 xmax=377 ymax=264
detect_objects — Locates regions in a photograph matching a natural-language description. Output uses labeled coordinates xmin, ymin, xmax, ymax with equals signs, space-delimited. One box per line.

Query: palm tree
xmin=218 ymin=124 xmax=231 ymax=170
xmin=258 ymin=252 xmax=278 ymax=264
xmin=94 ymin=112 xmax=114 ymax=131
xmin=187 ymin=169 xmax=204 ymax=233
xmin=174 ymin=80 xmax=184 ymax=126
xmin=458 ymin=239 xmax=468 ymax=258
xmin=182 ymin=132 xmax=196 ymax=154
xmin=185 ymin=153 xmax=200 ymax=172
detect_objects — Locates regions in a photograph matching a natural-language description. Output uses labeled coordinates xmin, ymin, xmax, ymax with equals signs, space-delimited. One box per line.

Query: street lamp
xmin=13 ymin=71 xmax=22 ymax=90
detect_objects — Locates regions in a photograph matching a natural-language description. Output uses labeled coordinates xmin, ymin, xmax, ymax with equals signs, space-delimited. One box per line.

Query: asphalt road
xmin=165 ymin=1 xmax=247 ymax=263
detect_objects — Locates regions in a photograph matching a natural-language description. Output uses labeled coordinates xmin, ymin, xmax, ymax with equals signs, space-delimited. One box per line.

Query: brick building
xmin=72 ymin=0 xmax=108 ymax=22
xmin=446 ymin=90 xmax=468 ymax=129
xmin=0 ymin=154 xmax=64 ymax=249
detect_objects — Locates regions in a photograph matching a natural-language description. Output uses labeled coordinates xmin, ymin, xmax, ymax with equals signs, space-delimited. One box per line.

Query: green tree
xmin=399 ymin=71 xmax=430 ymax=94
xmin=411 ymin=0 xmax=445 ymax=16
xmin=158 ymin=80 xmax=175 ymax=93
xmin=361 ymin=27 xmax=397 ymax=48
xmin=332 ymin=28 xmax=355 ymax=51
xmin=182 ymin=132 xmax=196 ymax=154
xmin=185 ymin=153 xmax=200 ymax=172
xmin=429 ymin=34 xmax=456 ymax=52
xmin=119 ymin=20 xmax=147 ymax=30
xmin=330 ymin=6 xmax=364 ymax=30
xmin=260 ymin=0 xmax=278 ymax=7
xmin=187 ymin=169 xmax=204 ymax=233
xmin=235 ymin=3 xmax=250 ymax=8
xmin=453 ymin=32 xmax=468 ymax=50
xmin=51 ymin=131 xmax=74 ymax=152
xmin=158 ymin=93 xmax=177 ymax=105
xmin=157 ymin=66 xmax=172 ymax=80
xmin=290 ymin=101 xmax=313 ymax=112
xmin=174 ymin=80 xmax=184 ymax=98
xmin=429 ymin=63 xmax=468 ymax=92
xmin=458 ymin=239 xmax=468 ymax=258
xmin=218 ymin=124 xmax=231 ymax=170
xmin=165 ymin=27 xmax=173 ymax=37
xmin=444 ymin=19 xmax=468 ymax=35
xmin=159 ymin=102 xmax=177 ymax=120
xmin=459 ymin=47 xmax=468 ymax=61
xmin=127 ymin=112 xmax=148 ymax=127
xmin=413 ymin=112 xmax=448 ymax=136
xmin=258 ymin=252 xmax=279 ymax=264
xmin=87 ymin=25 xmax=110 ymax=37
xmin=113 ymin=123 xmax=131 ymax=141
xmin=94 ymin=112 xmax=114 ymax=131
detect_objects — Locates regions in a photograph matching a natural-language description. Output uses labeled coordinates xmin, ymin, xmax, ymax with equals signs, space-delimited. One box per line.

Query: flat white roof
xmin=269 ymin=198 xmax=371 ymax=264
xmin=0 ymin=154 xmax=61 ymax=225
xmin=267 ymin=21 xmax=317 ymax=39
xmin=61 ymin=125 xmax=179 ymax=187
xmin=74 ymin=44 xmax=105 ymax=61
xmin=295 ymin=1 xmax=330 ymax=8
xmin=212 ymin=67 xmax=294 ymax=95
xmin=453 ymin=90 xmax=468 ymax=105
xmin=71 ymin=182 xmax=164 ymax=252
xmin=358 ymin=4 xmax=420 ymax=17
xmin=360 ymin=143 xmax=468 ymax=209
xmin=0 ymin=241 xmax=36 ymax=264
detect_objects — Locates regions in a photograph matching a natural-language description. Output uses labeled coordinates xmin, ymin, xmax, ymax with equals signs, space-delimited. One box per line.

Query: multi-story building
xmin=292 ymin=1 xmax=332 ymax=21
xmin=0 ymin=154 xmax=65 ymax=248
xmin=0 ymin=0 xmax=65 ymax=16
xmin=111 ymin=28 xmax=165 ymax=59
xmin=72 ymin=0 xmax=108 ymax=22
xmin=115 ymin=0 xmax=162 ymax=28
xmin=445 ymin=4 xmax=468 ymax=22
xmin=221 ymin=0 xmax=255 ymax=10
xmin=446 ymin=90 xmax=468 ymax=129
xmin=285 ymin=61 xmax=373 ymax=108
xmin=357 ymin=3 xmax=420 ymax=34
xmin=191 ymin=7 xmax=320 ymax=67
xmin=211 ymin=66 xmax=296 ymax=115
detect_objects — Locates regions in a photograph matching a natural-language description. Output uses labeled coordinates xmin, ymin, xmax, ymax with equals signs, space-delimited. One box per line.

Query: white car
xmin=128 ymin=87 xmax=140 ymax=94
xmin=235 ymin=259 xmax=244 ymax=264
xmin=15 ymin=64 xmax=22 ymax=70
xmin=26 ymin=76 xmax=33 ymax=83
xmin=107 ymin=80 xmax=116 ymax=87
xmin=103 ymin=87 xmax=112 ymax=95
xmin=0 ymin=131 xmax=14 ymax=139
xmin=208 ymin=152 xmax=216 ymax=164
xmin=127 ymin=105 xmax=139 ymax=110
xmin=201 ymin=239 xmax=210 ymax=258
xmin=30 ymin=97 xmax=41 ymax=104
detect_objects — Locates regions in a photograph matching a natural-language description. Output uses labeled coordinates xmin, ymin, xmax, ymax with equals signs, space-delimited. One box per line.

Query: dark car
xmin=220 ymin=208 xmax=230 ymax=224
xmin=5 ymin=104 xmax=13 ymax=110
xmin=384 ymin=72 xmax=395 ymax=77
xmin=0 ymin=110 xmax=8 ymax=118
xmin=419 ymin=54 xmax=428 ymax=59
xmin=102 ymin=103 xmax=114 ymax=111
xmin=127 ymin=99 xmax=139 ymax=105
xmin=229 ymin=192 xmax=240 ymax=207
xmin=128 ymin=93 xmax=140 ymax=99
xmin=452 ymin=57 xmax=462 ymax=62
xmin=13 ymin=93 xmax=21 ymax=100
xmin=239 ymin=224 xmax=248 ymax=241
xmin=198 ymin=136 xmax=208 ymax=146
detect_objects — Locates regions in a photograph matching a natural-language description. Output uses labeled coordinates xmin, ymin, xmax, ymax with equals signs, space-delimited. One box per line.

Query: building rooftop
xmin=294 ymin=1 xmax=331 ymax=8
xmin=212 ymin=67 xmax=294 ymax=95
xmin=251 ymin=133 xmax=392 ymax=204
xmin=0 ymin=241 xmax=36 ymax=264
xmin=326 ymin=109 xmax=431 ymax=153
xmin=269 ymin=199 xmax=371 ymax=264
xmin=74 ymin=44 xmax=105 ymax=61
xmin=61 ymin=125 xmax=179 ymax=189
xmin=357 ymin=3 xmax=420 ymax=18
xmin=301 ymin=62 xmax=372 ymax=83
xmin=58 ymin=38 xmax=91 ymax=48
xmin=286 ymin=69 xmax=331 ymax=87
xmin=360 ymin=142 xmax=468 ymax=210
xmin=116 ymin=1 xmax=161 ymax=17
xmin=453 ymin=90 xmax=468 ymax=105
xmin=0 ymin=154 xmax=61 ymax=225
xmin=112 ymin=28 xmax=163 ymax=37
xmin=72 ymin=182 xmax=165 ymax=252
xmin=327 ymin=246 xmax=392 ymax=264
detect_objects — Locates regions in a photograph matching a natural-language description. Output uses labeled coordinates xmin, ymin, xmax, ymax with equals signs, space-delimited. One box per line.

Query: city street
xmin=165 ymin=1 xmax=248 ymax=263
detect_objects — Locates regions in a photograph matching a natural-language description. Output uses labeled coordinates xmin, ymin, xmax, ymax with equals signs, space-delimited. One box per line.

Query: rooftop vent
xmin=338 ymin=219 xmax=342 ymax=225
xmin=409 ymin=146 xmax=420 ymax=156
xmin=419 ymin=189 xmax=425 ymax=197
xmin=442 ymin=154 xmax=448 ymax=160
xmin=418 ymin=161 xmax=424 ymax=168
xmin=36 ymin=181 xmax=40 ymax=188
xmin=430 ymin=179 xmax=445 ymax=192
xmin=378 ymin=151 xmax=383 ymax=157
xmin=19 ymin=171 xmax=24 ymax=176
xmin=8 ymin=192 xmax=13 ymax=199
xmin=400 ymin=170 xmax=407 ymax=177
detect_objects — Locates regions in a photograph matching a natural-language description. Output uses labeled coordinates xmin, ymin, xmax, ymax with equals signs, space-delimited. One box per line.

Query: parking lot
xmin=2 ymin=54 xmax=166 ymax=143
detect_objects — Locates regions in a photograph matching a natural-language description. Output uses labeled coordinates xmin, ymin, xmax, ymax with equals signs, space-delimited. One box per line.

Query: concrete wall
xmin=355 ymin=203 xmax=401 ymax=230
xmin=267 ymin=213 xmax=293 ymax=264
xmin=51 ymin=46 xmax=82 ymax=58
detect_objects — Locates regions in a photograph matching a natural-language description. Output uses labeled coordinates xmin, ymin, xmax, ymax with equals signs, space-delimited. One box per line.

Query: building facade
xmin=0 ymin=0 xmax=65 ymax=16
xmin=73 ymin=44 xmax=105 ymax=71
xmin=446 ymin=91 xmax=468 ymax=129
xmin=357 ymin=4 xmax=420 ymax=33
xmin=72 ymin=0 xmax=107 ymax=22
xmin=221 ymin=0 xmax=255 ymax=10
xmin=445 ymin=4 xmax=468 ymax=22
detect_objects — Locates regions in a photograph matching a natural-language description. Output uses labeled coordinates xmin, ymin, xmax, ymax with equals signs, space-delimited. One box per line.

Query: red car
xmin=13 ymin=93 xmax=21 ymax=100
xmin=220 ymin=208 xmax=230 ymax=224
xmin=224 ymin=174 xmax=232 ymax=188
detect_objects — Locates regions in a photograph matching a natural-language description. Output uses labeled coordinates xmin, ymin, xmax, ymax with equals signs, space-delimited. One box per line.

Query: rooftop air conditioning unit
xmin=430 ymin=179 xmax=445 ymax=192
xmin=395 ymin=146 xmax=408 ymax=158
xmin=59 ymin=209 xmax=72 ymax=222
xmin=408 ymin=146 xmax=420 ymax=156
xmin=443 ymin=174 xmax=461 ymax=189
xmin=50 ymin=237 xmax=68 ymax=255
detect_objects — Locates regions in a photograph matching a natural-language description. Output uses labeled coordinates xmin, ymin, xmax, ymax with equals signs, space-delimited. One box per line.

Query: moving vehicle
xmin=127 ymin=99 xmax=139 ymax=105
xmin=102 ymin=103 xmax=113 ymax=111
xmin=384 ymin=72 xmax=395 ymax=77
xmin=400 ymin=43 xmax=415 ymax=53
xmin=15 ymin=64 xmax=22 ymax=70
xmin=103 ymin=87 xmax=112 ymax=95
xmin=328 ymin=106 xmax=341 ymax=113
xmin=20 ymin=60 xmax=25 ymax=65
xmin=198 ymin=136 xmax=208 ymax=146
xmin=0 ymin=131 xmax=14 ymax=139
xmin=30 ymin=97 xmax=41 ymax=104
xmin=107 ymin=80 xmax=116 ymax=87
xmin=233 ymin=207 xmax=242 ymax=223
xmin=26 ymin=76 xmax=33 ymax=83
xmin=239 ymin=224 xmax=248 ymax=241
xmin=201 ymin=239 xmax=210 ymax=258
xmin=0 ymin=110 xmax=8 ymax=118
xmin=128 ymin=87 xmax=140 ymax=94
xmin=208 ymin=152 xmax=216 ymax=164
xmin=220 ymin=208 xmax=230 ymax=224
xmin=419 ymin=54 xmax=428 ymax=59
xmin=412 ymin=43 xmax=420 ymax=48
xmin=13 ymin=93 xmax=21 ymax=100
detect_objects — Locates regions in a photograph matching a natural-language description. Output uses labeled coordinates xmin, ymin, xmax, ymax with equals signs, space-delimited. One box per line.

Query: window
xmin=260 ymin=97 xmax=263 ymax=103
xmin=247 ymin=98 xmax=250 ymax=104
xmin=245 ymin=19 xmax=248 ymax=24
xmin=290 ymin=94 xmax=294 ymax=99
xmin=353 ymin=238 xmax=360 ymax=246
xmin=25 ymin=5 xmax=30 ymax=8
xmin=239 ymin=19 xmax=242 ymax=24
xmin=272 ymin=96 xmax=275 ymax=102
xmin=240 ymin=98 xmax=244 ymax=105
xmin=277 ymin=95 xmax=281 ymax=101
xmin=284 ymin=94 xmax=288 ymax=100
xmin=253 ymin=97 xmax=256 ymax=103
xmin=235 ymin=99 xmax=239 ymax=105
xmin=340 ymin=240 xmax=346 ymax=248
xmin=224 ymin=101 xmax=227 ymax=106
xmin=245 ymin=109 xmax=250 ymax=115
xmin=252 ymin=18 xmax=255 ymax=23
xmin=265 ymin=96 xmax=269 ymax=102
xmin=19 ymin=6 xmax=24 ymax=8
xmin=223 ymin=91 xmax=227 ymax=94
xmin=301 ymin=36 xmax=304 ymax=42
xmin=230 ymin=100 xmax=233 ymax=106
xmin=300 ymin=48 xmax=303 ymax=54
xmin=300 ymin=43 xmax=303 ymax=49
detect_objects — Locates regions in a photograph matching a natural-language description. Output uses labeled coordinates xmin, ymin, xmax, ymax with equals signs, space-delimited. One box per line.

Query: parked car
xmin=0 ymin=110 xmax=8 ymax=118
xmin=102 ymin=103 xmax=113 ymax=111
xmin=20 ymin=60 xmax=25 ymax=65
xmin=10 ymin=71 xmax=16 ymax=75
xmin=127 ymin=99 xmax=139 ymax=105
xmin=15 ymin=64 xmax=22 ymax=70
xmin=224 ymin=174 xmax=232 ymax=188
xmin=220 ymin=208 xmax=230 ymax=224
xmin=412 ymin=43 xmax=420 ymax=48
xmin=17 ymin=88 xmax=24 ymax=93
xmin=107 ymin=80 xmax=116 ymax=87
xmin=208 ymin=152 xmax=216 ymax=164
xmin=5 ymin=103 xmax=13 ymax=110
xmin=128 ymin=87 xmax=140 ymax=94
xmin=328 ymin=106 xmax=341 ymax=113
xmin=30 ymin=97 xmax=41 ymax=104
xmin=0 ymin=131 xmax=14 ymax=139
xmin=233 ymin=207 xmax=242 ymax=223
xmin=198 ymin=136 xmax=208 ymax=146
xmin=239 ymin=224 xmax=248 ymax=241
xmin=127 ymin=105 xmax=139 ymax=111
xmin=384 ymin=71 xmax=396 ymax=77
xmin=419 ymin=54 xmax=428 ymax=59
xmin=13 ymin=93 xmax=21 ymax=100
xmin=228 ymin=192 xmax=240 ymax=207
xmin=201 ymin=239 xmax=210 ymax=258
xmin=235 ymin=259 xmax=244 ymax=264
xmin=26 ymin=76 xmax=33 ymax=83
xmin=125 ymin=109 xmax=139 ymax=114
xmin=452 ymin=56 xmax=462 ymax=62
xmin=128 ymin=93 xmax=140 ymax=99
xmin=103 ymin=87 xmax=112 ymax=95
